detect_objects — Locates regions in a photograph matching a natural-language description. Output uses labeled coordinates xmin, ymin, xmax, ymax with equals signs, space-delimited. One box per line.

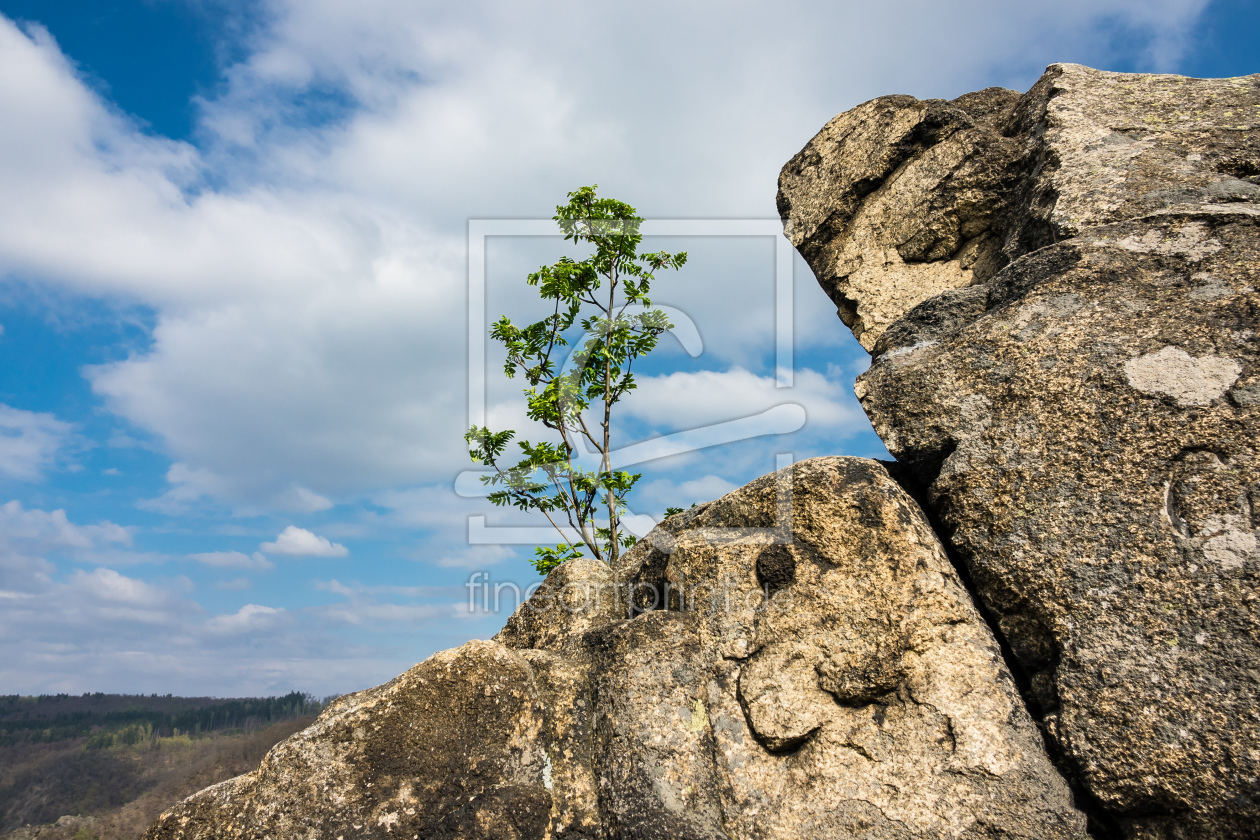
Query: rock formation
xmin=145 ymin=459 xmax=1086 ymax=839
xmin=143 ymin=63 xmax=1259 ymax=840
xmin=780 ymin=63 xmax=1260 ymax=838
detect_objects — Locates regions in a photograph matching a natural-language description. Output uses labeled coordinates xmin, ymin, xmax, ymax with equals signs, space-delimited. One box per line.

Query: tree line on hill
xmin=0 ymin=692 xmax=335 ymax=839
xmin=0 ymin=717 xmax=317 ymax=840
xmin=0 ymin=693 xmax=331 ymax=747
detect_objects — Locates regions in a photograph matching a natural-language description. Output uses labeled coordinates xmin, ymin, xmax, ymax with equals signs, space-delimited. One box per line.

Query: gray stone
xmin=780 ymin=63 xmax=1260 ymax=354
xmin=780 ymin=63 xmax=1260 ymax=838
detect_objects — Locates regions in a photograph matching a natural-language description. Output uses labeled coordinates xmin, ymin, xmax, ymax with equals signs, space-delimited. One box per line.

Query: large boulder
xmin=779 ymin=64 xmax=1260 ymax=838
xmin=597 ymin=458 xmax=1085 ymax=840
xmin=145 ymin=458 xmax=1086 ymax=840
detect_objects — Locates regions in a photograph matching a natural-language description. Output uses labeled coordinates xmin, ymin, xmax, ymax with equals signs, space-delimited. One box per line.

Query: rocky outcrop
xmin=143 ymin=62 xmax=1259 ymax=840
xmin=144 ymin=458 xmax=1087 ymax=840
xmin=146 ymin=641 xmax=553 ymax=839
xmin=780 ymin=64 xmax=1260 ymax=838
xmin=780 ymin=65 xmax=1260 ymax=353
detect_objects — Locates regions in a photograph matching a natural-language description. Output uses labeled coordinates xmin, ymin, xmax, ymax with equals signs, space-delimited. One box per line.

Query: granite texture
xmin=780 ymin=63 xmax=1260 ymax=838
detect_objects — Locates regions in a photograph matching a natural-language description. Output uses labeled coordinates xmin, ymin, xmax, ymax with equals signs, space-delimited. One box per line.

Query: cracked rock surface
xmin=144 ymin=458 xmax=1085 ymax=840
xmin=780 ymin=64 xmax=1260 ymax=838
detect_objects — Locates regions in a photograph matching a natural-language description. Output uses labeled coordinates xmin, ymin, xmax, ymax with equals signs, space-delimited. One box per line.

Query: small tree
xmin=466 ymin=186 xmax=687 ymax=575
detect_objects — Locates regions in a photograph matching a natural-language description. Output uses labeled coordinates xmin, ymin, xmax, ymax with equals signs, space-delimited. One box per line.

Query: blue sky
xmin=0 ymin=0 xmax=1255 ymax=697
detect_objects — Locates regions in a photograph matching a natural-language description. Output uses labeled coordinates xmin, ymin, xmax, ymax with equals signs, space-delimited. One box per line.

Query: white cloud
xmin=64 ymin=568 xmax=192 ymax=626
xmin=79 ymin=567 xmax=170 ymax=606
xmin=260 ymin=525 xmax=349 ymax=557
xmin=0 ymin=500 xmax=91 ymax=548
xmin=430 ymin=545 xmax=514 ymax=570
xmin=0 ymin=548 xmax=55 ymax=592
xmin=0 ymin=404 xmax=71 ymax=481
xmin=205 ymin=603 xmax=288 ymax=635
xmin=189 ymin=550 xmax=275 ymax=570
xmin=84 ymin=521 xmax=134 ymax=546
xmin=635 ymin=475 xmax=740 ymax=513
xmin=624 ymin=367 xmax=862 ymax=432
xmin=0 ymin=500 xmax=132 ymax=552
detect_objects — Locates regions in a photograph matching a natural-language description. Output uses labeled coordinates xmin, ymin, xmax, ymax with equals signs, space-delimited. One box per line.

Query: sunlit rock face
xmin=780 ymin=63 xmax=1260 ymax=838
xmin=144 ymin=458 xmax=1086 ymax=840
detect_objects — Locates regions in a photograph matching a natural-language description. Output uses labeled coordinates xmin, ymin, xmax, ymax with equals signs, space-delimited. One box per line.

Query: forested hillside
xmin=0 ymin=693 xmax=320 ymax=746
xmin=0 ymin=693 xmax=328 ymax=840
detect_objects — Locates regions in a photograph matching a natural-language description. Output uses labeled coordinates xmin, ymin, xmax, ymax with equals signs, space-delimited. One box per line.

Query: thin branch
xmin=603 ymin=261 xmax=618 ymax=563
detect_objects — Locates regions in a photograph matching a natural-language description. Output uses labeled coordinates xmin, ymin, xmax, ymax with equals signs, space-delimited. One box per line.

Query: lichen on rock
xmin=780 ymin=63 xmax=1260 ymax=839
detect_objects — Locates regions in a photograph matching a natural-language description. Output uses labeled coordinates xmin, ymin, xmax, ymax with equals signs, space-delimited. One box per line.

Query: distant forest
xmin=0 ymin=692 xmax=328 ymax=747
xmin=0 ymin=693 xmax=332 ymax=839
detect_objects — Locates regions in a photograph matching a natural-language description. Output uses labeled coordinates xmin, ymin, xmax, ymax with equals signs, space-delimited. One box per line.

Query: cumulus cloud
xmin=623 ymin=367 xmax=862 ymax=432
xmin=0 ymin=1 xmax=1214 ymax=512
xmin=0 ymin=404 xmax=71 ymax=480
xmin=51 ymin=567 xmax=195 ymax=628
xmin=79 ymin=567 xmax=173 ymax=606
xmin=260 ymin=525 xmax=349 ymax=557
xmin=0 ymin=501 xmax=164 ymax=569
xmin=0 ymin=500 xmax=132 ymax=552
xmin=0 ymin=500 xmax=92 ymax=548
xmin=189 ymin=550 xmax=275 ymax=570
xmin=205 ymin=604 xmax=288 ymax=635
xmin=635 ymin=475 xmax=740 ymax=513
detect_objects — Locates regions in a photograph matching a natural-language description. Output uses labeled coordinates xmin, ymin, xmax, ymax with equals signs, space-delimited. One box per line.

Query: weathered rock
xmin=144 ymin=641 xmax=553 ymax=840
xmin=780 ymin=64 xmax=1260 ymax=838
xmin=778 ymin=86 xmax=1023 ymax=350
xmin=144 ymin=458 xmax=1086 ymax=839
xmin=626 ymin=458 xmax=1086 ymax=840
xmin=780 ymin=64 xmax=1260 ymax=353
